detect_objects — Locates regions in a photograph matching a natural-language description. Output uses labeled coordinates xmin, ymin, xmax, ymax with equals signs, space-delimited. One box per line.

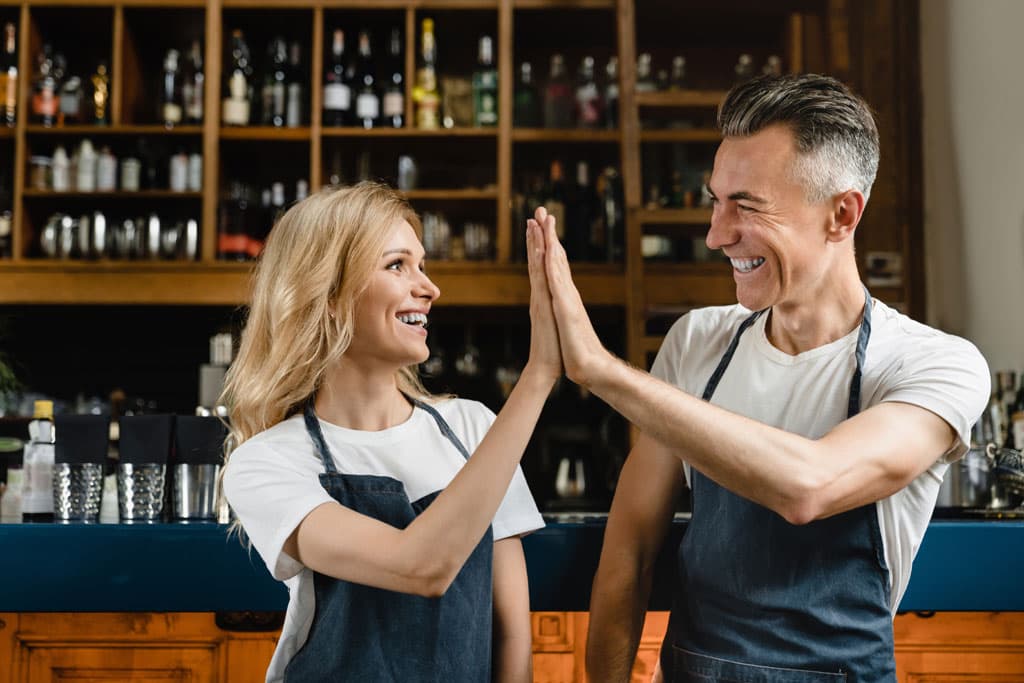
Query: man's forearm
xmin=586 ymin=563 xmax=653 ymax=683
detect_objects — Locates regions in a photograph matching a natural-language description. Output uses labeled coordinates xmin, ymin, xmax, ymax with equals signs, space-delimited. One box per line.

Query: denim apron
xmin=660 ymin=288 xmax=897 ymax=682
xmin=284 ymin=399 xmax=493 ymax=682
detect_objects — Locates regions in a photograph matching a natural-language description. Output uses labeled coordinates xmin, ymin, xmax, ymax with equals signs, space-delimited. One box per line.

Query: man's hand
xmin=524 ymin=211 xmax=563 ymax=383
xmin=534 ymin=205 xmax=614 ymax=388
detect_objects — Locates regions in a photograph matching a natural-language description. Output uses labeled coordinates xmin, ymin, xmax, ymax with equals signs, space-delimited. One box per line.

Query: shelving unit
xmin=0 ymin=0 xmax=923 ymax=381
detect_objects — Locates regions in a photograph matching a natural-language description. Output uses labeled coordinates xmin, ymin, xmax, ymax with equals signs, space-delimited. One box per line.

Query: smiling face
xmin=346 ymin=219 xmax=440 ymax=370
xmin=706 ymin=124 xmax=842 ymax=312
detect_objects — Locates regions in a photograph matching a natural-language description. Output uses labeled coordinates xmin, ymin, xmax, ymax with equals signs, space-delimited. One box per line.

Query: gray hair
xmin=717 ymin=73 xmax=880 ymax=202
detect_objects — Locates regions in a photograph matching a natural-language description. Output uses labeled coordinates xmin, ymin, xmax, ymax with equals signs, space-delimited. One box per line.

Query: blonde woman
xmin=221 ymin=182 xmax=560 ymax=682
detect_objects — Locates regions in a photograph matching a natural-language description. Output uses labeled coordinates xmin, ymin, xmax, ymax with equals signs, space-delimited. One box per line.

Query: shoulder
xmin=869 ymin=301 xmax=989 ymax=377
xmin=425 ymin=397 xmax=496 ymax=451
xmin=224 ymin=415 xmax=316 ymax=477
xmin=664 ymin=304 xmax=756 ymax=350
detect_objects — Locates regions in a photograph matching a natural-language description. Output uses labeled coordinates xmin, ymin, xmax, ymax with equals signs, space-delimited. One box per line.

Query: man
xmin=530 ymin=74 xmax=990 ymax=681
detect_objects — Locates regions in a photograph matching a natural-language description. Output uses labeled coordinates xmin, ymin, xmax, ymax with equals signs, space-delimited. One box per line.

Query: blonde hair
xmin=221 ymin=181 xmax=431 ymax=462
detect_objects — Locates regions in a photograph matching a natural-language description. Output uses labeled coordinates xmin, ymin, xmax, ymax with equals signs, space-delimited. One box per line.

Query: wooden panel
xmin=222 ymin=634 xmax=278 ymax=683
xmin=23 ymin=645 xmax=218 ymax=683
xmin=0 ymin=613 xmax=16 ymax=683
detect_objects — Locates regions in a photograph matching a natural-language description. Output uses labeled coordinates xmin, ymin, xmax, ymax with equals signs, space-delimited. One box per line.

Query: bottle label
xmin=416 ymin=93 xmax=440 ymax=129
xmin=1 ymin=71 xmax=14 ymax=115
xmin=324 ymin=83 xmax=351 ymax=111
xmin=286 ymin=84 xmax=302 ymax=127
xmin=356 ymin=92 xmax=379 ymax=121
xmin=222 ymin=98 xmax=249 ymax=126
xmin=32 ymin=88 xmax=57 ymax=117
xmin=218 ymin=232 xmax=250 ymax=258
xmin=383 ymin=91 xmax=403 ymax=117
xmin=163 ymin=102 xmax=183 ymax=124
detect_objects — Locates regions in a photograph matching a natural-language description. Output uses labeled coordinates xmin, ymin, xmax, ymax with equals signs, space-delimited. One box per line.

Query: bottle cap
xmin=33 ymin=400 xmax=54 ymax=420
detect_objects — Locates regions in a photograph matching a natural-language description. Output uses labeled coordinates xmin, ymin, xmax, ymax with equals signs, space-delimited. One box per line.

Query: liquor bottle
xmin=543 ymin=54 xmax=573 ymax=128
xmin=544 ymin=159 xmax=567 ymax=240
xmin=574 ymin=55 xmax=602 ymax=129
xmin=354 ymin=30 xmax=379 ymax=129
xmin=0 ymin=172 xmax=10 ymax=258
xmin=669 ymin=56 xmax=689 ymax=90
xmin=218 ymin=181 xmax=252 ymax=260
xmin=472 ymin=35 xmax=497 ymax=127
xmin=323 ymin=29 xmax=351 ymax=127
xmin=599 ymin=166 xmax=624 ymax=263
xmin=604 ymin=56 xmax=619 ymax=129
xmin=1 ymin=23 xmax=16 ymax=126
xmin=270 ymin=180 xmax=287 ymax=226
xmin=568 ymin=160 xmax=596 ymax=260
xmin=58 ymin=73 xmax=84 ymax=126
xmin=160 ymin=49 xmax=184 ymax=128
xmin=182 ymin=40 xmax=204 ymax=124
xmin=90 ymin=61 xmax=110 ymax=125
xmin=382 ymin=27 xmax=404 ymax=128
xmin=635 ymin=53 xmax=656 ymax=92
xmin=513 ymin=62 xmax=540 ymax=128
xmin=413 ymin=18 xmax=440 ymax=130
xmin=734 ymin=53 xmax=755 ymax=84
xmin=21 ymin=400 xmax=55 ymax=523
xmin=31 ymin=45 xmax=57 ymax=127
xmin=222 ymin=29 xmax=253 ymax=126
xmin=263 ymin=37 xmax=288 ymax=126
xmin=286 ymin=41 xmax=303 ymax=127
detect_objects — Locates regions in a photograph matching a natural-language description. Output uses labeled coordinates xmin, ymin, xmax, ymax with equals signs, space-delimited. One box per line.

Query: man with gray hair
xmin=528 ymin=74 xmax=990 ymax=681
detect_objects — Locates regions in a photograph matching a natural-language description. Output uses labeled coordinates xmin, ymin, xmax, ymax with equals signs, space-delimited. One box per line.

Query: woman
xmin=221 ymin=182 xmax=561 ymax=682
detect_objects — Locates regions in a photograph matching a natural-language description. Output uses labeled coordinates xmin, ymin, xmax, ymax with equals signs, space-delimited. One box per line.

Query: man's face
xmin=706 ymin=124 xmax=837 ymax=312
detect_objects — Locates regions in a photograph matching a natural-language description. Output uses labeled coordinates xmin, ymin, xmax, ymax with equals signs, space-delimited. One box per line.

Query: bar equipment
xmin=117 ymin=414 xmax=172 ymax=523
xmin=53 ymin=414 xmax=110 ymax=523
xmin=172 ymin=415 xmax=227 ymax=522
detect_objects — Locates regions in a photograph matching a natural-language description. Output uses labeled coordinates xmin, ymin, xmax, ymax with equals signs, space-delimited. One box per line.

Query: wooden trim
xmin=512 ymin=128 xmax=619 ymax=142
xmin=635 ymin=208 xmax=712 ymax=225
xmin=10 ymin=3 xmax=29 ymax=261
xmin=21 ymin=190 xmax=203 ymax=199
xmin=787 ymin=12 xmax=804 ymax=73
xmin=110 ymin=5 xmax=123 ymax=125
xmin=201 ymin=0 xmax=221 ymax=263
xmin=401 ymin=188 xmax=498 ymax=199
xmin=638 ymin=129 xmax=719 ymax=143
xmin=218 ymin=126 xmax=312 ymax=141
xmin=514 ymin=0 xmax=614 ymax=7
xmin=319 ymin=126 xmax=498 ymax=137
xmin=310 ymin=6 xmax=323 ymax=189
xmin=634 ymin=90 xmax=727 ymax=108
xmin=24 ymin=124 xmax=204 ymax=135
xmin=495 ymin=0 xmax=512 ymax=262
xmin=404 ymin=6 xmax=414 ymax=128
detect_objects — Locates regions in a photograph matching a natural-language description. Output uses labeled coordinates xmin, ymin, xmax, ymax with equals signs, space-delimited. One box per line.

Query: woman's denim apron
xmin=660 ymin=289 xmax=897 ymax=682
xmin=284 ymin=399 xmax=493 ymax=682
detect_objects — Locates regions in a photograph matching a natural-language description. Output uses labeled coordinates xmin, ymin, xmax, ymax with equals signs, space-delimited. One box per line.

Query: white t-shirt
xmin=651 ymin=299 xmax=990 ymax=614
xmin=222 ymin=397 xmax=545 ymax=683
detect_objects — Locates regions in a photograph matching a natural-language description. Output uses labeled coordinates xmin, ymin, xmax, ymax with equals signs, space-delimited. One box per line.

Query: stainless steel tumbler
xmin=117 ymin=463 xmax=166 ymax=523
xmin=172 ymin=463 xmax=220 ymax=521
xmin=52 ymin=462 xmax=104 ymax=523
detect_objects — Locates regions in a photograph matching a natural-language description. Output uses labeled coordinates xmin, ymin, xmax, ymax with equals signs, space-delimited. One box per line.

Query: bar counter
xmin=2 ymin=516 xmax=1021 ymax=613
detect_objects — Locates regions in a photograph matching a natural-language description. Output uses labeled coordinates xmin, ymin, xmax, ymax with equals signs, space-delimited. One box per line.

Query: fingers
xmin=526 ymin=219 xmax=550 ymax=297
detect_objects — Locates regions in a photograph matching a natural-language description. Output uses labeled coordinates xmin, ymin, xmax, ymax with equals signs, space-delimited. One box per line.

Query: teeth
xmin=397 ymin=312 xmax=428 ymax=326
xmin=730 ymin=257 xmax=766 ymax=273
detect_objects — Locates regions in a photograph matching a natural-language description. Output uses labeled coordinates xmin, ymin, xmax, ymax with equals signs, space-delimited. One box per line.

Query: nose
xmin=414 ymin=268 xmax=440 ymax=302
xmin=705 ymin=202 xmax=738 ymax=251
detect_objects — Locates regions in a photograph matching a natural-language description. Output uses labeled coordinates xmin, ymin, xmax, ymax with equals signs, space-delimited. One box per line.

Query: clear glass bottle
xmin=412 ymin=18 xmax=440 ymax=130
xmin=543 ymin=54 xmax=573 ymax=129
xmin=354 ymin=29 xmax=379 ymax=129
xmin=635 ymin=53 xmax=656 ymax=93
xmin=604 ymin=56 xmax=619 ymax=129
xmin=286 ymin=41 xmax=303 ymax=127
xmin=21 ymin=400 xmax=55 ymax=523
xmin=31 ymin=45 xmax=57 ymax=127
xmin=734 ymin=53 xmax=755 ymax=84
xmin=669 ymin=56 xmax=689 ymax=90
xmin=183 ymin=40 xmax=204 ymax=124
xmin=382 ymin=27 xmax=404 ymax=128
xmin=472 ymin=35 xmax=498 ymax=127
xmin=262 ymin=37 xmax=288 ymax=127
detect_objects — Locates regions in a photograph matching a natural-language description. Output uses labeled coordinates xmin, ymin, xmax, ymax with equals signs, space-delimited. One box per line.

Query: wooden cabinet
xmin=0 ymin=0 xmax=922 ymax=367
xmin=894 ymin=612 xmax=1024 ymax=681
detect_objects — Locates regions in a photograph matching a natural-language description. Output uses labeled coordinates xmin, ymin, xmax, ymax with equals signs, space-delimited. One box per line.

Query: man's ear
xmin=826 ymin=189 xmax=866 ymax=243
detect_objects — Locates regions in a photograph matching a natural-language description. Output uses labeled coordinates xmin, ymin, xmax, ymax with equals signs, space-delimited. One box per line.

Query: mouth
xmin=396 ymin=311 xmax=429 ymax=328
xmin=729 ymin=257 xmax=766 ymax=274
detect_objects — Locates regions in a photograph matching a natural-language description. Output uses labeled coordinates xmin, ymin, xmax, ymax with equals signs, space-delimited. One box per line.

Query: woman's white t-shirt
xmin=223 ymin=397 xmax=545 ymax=683
xmin=651 ymin=299 xmax=990 ymax=614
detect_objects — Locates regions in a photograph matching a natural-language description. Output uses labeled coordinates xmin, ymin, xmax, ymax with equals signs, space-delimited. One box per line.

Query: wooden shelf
xmin=0 ymin=261 xmax=626 ymax=306
xmin=514 ymin=0 xmax=614 ymax=7
xmin=512 ymin=128 xmax=619 ymax=142
xmin=320 ymin=127 xmax=498 ymax=138
xmin=635 ymin=90 xmax=728 ymax=108
xmin=401 ymin=189 xmax=498 ymax=200
xmin=641 ymin=335 xmax=664 ymax=355
xmin=219 ymin=127 xmax=312 ymax=141
xmin=643 ymin=262 xmax=735 ymax=307
xmin=639 ymin=129 xmax=720 ymax=143
xmin=635 ymin=208 xmax=713 ymax=225
xmin=21 ymin=190 xmax=203 ymax=199
xmin=25 ymin=125 xmax=203 ymax=135
xmin=0 ymin=127 xmax=14 ymax=138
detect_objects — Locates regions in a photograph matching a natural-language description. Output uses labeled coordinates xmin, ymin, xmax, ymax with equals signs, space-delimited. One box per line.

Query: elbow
xmin=408 ymin=559 xmax=460 ymax=599
xmin=774 ymin=471 xmax=829 ymax=526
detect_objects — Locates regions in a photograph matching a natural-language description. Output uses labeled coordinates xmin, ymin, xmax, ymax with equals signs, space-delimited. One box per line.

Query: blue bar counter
xmin=0 ymin=518 xmax=1021 ymax=613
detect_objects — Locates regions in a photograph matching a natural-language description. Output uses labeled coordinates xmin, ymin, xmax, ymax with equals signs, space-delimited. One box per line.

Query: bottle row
xmin=38 ymin=211 xmax=199 ymax=261
xmin=217 ymin=179 xmax=308 ymax=261
xmin=28 ymin=140 xmax=202 ymax=193
xmin=987 ymin=370 xmax=1024 ymax=451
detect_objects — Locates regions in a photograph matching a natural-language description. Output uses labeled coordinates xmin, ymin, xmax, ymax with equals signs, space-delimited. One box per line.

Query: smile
xmin=397 ymin=312 xmax=428 ymax=327
xmin=730 ymin=257 xmax=766 ymax=273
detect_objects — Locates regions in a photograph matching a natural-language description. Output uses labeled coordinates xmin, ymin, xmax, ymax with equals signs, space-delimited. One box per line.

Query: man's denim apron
xmin=284 ymin=399 xmax=493 ymax=682
xmin=660 ymin=288 xmax=897 ymax=682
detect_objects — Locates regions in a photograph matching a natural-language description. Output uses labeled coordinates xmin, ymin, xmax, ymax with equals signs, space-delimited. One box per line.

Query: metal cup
xmin=117 ymin=463 xmax=166 ymax=523
xmin=172 ymin=463 xmax=221 ymax=521
xmin=52 ymin=462 xmax=105 ymax=523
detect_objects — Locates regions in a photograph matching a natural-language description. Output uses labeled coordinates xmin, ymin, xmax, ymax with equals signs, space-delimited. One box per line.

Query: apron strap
xmin=701 ymin=309 xmax=765 ymax=401
xmin=411 ymin=398 xmax=473 ymax=461
xmin=848 ymin=284 xmax=873 ymax=419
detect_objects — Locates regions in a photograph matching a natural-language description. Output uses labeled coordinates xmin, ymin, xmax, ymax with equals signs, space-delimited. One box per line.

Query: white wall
xmin=921 ymin=0 xmax=1024 ymax=373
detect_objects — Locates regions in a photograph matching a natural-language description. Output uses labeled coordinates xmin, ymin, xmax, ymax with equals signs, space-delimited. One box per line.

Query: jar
xmin=120 ymin=158 xmax=141 ymax=192
xmin=29 ymin=156 xmax=52 ymax=190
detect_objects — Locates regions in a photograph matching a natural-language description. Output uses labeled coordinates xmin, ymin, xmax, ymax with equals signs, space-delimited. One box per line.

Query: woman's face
xmin=347 ymin=219 xmax=440 ymax=370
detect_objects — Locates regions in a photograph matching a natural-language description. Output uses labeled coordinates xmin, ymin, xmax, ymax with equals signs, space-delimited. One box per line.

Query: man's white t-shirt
xmin=651 ymin=299 xmax=990 ymax=614
xmin=222 ymin=397 xmax=545 ymax=683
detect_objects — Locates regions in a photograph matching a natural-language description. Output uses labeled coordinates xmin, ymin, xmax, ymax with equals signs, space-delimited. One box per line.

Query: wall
xmin=921 ymin=0 xmax=1024 ymax=373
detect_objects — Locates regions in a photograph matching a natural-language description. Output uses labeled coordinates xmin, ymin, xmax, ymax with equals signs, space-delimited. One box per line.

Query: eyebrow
xmin=382 ymin=248 xmax=426 ymax=259
xmin=705 ymin=186 xmax=768 ymax=204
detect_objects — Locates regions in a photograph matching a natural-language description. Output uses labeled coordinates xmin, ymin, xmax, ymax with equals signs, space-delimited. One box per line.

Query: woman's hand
xmin=524 ymin=207 xmax=563 ymax=383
